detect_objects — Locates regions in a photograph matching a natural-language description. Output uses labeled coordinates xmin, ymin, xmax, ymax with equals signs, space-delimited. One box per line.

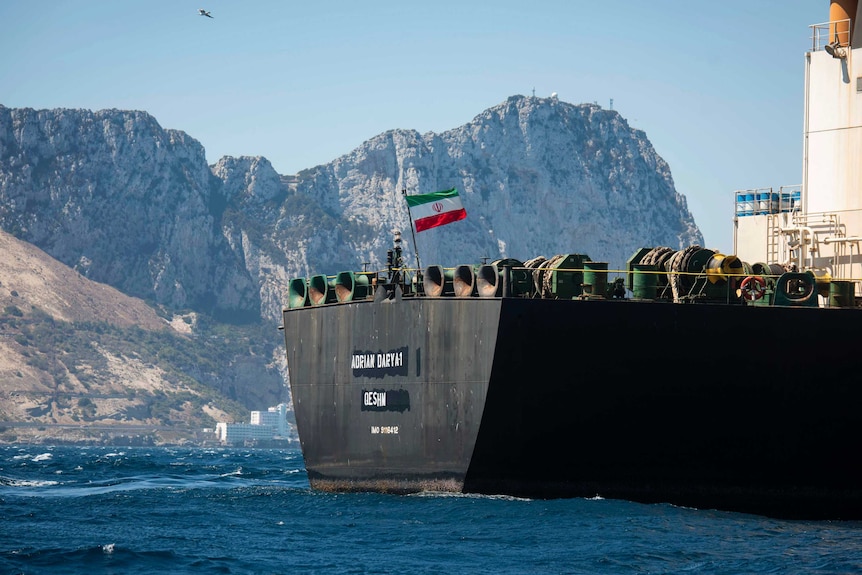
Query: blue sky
xmin=0 ymin=1 xmax=828 ymax=254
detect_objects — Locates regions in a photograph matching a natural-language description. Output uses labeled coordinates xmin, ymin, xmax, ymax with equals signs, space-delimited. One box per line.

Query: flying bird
xmin=199 ymin=9 xmax=213 ymax=18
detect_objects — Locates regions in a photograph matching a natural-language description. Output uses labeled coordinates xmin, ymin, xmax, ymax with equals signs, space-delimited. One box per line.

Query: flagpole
xmin=402 ymin=188 xmax=422 ymax=278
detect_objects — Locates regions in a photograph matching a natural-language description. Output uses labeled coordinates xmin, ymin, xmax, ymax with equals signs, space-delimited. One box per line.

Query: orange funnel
xmin=830 ymin=0 xmax=857 ymax=46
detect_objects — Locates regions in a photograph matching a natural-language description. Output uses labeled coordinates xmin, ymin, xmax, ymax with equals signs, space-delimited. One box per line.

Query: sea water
xmin=1 ymin=445 xmax=861 ymax=574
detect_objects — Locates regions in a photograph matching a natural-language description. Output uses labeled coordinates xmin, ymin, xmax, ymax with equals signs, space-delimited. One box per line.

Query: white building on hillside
xmin=251 ymin=403 xmax=290 ymax=437
xmin=215 ymin=422 xmax=277 ymax=444
xmin=215 ymin=403 xmax=294 ymax=445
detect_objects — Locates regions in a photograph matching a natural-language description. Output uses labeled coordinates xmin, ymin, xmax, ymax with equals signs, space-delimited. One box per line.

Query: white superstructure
xmin=735 ymin=0 xmax=862 ymax=299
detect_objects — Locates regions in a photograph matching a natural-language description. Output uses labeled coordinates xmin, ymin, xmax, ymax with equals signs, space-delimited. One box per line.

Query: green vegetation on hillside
xmin=0 ymin=304 xmax=284 ymax=430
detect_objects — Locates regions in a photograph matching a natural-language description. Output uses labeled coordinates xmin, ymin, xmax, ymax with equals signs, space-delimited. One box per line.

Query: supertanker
xmin=281 ymin=2 xmax=862 ymax=519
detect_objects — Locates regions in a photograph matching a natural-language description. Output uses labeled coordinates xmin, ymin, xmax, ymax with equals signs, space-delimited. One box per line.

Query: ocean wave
xmin=219 ymin=467 xmax=243 ymax=477
xmin=0 ymin=446 xmax=309 ymax=496
xmin=99 ymin=451 xmax=127 ymax=459
xmin=0 ymin=475 xmax=60 ymax=488
xmin=4 ymin=446 xmax=861 ymax=575
xmin=0 ymin=544 xmax=242 ymax=575
xmin=10 ymin=450 xmax=54 ymax=462
xmin=410 ymin=490 xmax=533 ymax=502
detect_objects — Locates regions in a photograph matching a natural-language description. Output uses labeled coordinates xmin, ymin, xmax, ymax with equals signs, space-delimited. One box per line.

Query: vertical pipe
xmin=802 ymin=52 xmax=811 ymax=217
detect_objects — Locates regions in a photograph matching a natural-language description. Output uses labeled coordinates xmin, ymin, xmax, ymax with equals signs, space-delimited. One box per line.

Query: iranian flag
xmin=405 ymin=188 xmax=467 ymax=232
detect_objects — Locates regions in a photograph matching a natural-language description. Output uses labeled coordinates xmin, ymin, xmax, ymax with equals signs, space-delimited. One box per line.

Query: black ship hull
xmin=283 ymin=294 xmax=862 ymax=519
xmin=282 ymin=1 xmax=862 ymax=520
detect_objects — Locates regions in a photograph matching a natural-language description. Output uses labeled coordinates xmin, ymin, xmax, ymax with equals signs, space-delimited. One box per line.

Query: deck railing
xmin=810 ymin=18 xmax=852 ymax=52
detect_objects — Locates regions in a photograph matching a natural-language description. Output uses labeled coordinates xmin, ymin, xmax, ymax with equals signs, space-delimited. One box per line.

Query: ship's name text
xmin=351 ymin=346 xmax=409 ymax=379
xmin=364 ymin=390 xmax=387 ymax=408
xmin=351 ymin=351 xmax=404 ymax=370
xmin=360 ymin=388 xmax=411 ymax=413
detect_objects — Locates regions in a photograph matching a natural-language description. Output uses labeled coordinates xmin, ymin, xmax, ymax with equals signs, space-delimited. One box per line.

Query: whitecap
xmin=102 ymin=543 xmax=115 ymax=554
xmin=32 ymin=453 xmax=53 ymax=462
xmin=410 ymin=491 xmax=532 ymax=502
xmin=2 ymin=478 xmax=60 ymax=487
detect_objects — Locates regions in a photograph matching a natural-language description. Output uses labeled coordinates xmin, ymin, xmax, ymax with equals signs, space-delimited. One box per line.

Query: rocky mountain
xmin=274 ymin=95 xmax=701 ymax=284
xmin=0 ymin=95 xmax=703 ymax=443
xmin=0 ymin=107 xmax=260 ymax=321
xmin=1 ymin=96 xmax=701 ymax=323
xmin=0 ymin=230 xmax=282 ymax=444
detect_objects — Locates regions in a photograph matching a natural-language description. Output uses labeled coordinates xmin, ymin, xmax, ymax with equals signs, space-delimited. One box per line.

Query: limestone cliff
xmin=0 ymin=95 xmax=703 ymax=442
